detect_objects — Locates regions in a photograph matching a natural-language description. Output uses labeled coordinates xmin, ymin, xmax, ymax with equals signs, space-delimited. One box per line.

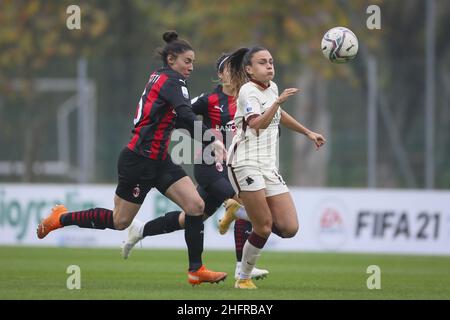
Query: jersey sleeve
xmin=238 ymin=85 xmax=261 ymax=121
xmin=175 ymin=105 xmax=216 ymax=147
xmin=191 ymin=93 xmax=208 ymax=115
xmin=160 ymin=77 xmax=191 ymax=109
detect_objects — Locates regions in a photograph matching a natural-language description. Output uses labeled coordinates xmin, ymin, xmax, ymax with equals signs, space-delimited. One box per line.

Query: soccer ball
xmin=321 ymin=27 xmax=358 ymax=63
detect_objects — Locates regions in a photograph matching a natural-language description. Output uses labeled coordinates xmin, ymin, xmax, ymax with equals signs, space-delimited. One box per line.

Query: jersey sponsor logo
xmin=215 ymin=120 xmax=236 ymax=132
xmin=213 ymin=105 xmax=224 ymax=112
xmin=181 ymin=86 xmax=189 ymax=99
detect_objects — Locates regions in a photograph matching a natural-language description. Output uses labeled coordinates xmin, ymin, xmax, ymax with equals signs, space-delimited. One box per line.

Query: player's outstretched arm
xmin=280 ymin=110 xmax=326 ymax=150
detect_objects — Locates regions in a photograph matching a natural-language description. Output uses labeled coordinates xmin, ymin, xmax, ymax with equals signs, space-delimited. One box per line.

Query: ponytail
xmin=227 ymin=46 xmax=268 ymax=97
xmin=228 ymin=48 xmax=250 ymax=97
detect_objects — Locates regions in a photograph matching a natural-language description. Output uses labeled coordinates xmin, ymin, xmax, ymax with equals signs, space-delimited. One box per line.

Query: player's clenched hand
xmin=212 ymin=139 xmax=227 ymax=163
xmin=307 ymin=132 xmax=326 ymax=150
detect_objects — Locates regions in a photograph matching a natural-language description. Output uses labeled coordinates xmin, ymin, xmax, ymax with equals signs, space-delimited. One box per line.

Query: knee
xmin=203 ymin=198 xmax=222 ymax=217
xmin=278 ymin=224 xmax=299 ymax=238
xmin=113 ymin=215 xmax=132 ymax=230
xmin=254 ymin=218 xmax=273 ymax=238
xmin=178 ymin=213 xmax=185 ymax=228
xmin=183 ymin=198 xmax=205 ymax=215
xmin=260 ymin=227 xmax=272 ymax=238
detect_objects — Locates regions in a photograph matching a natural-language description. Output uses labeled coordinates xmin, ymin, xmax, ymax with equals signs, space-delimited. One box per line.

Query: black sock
xmin=142 ymin=211 xmax=182 ymax=237
xmin=184 ymin=215 xmax=203 ymax=272
xmin=234 ymin=219 xmax=252 ymax=262
xmin=60 ymin=208 xmax=115 ymax=230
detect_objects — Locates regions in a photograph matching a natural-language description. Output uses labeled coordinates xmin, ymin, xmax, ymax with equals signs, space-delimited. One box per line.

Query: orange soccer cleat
xmin=188 ymin=265 xmax=227 ymax=286
xmin=37 ymin=205 xmax=68 ymax=239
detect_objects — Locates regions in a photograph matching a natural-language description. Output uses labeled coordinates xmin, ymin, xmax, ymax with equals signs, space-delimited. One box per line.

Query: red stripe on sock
xmin=100 ymin=209 xmax=105 ymax=224
xmin=248 ymin=231 xmax=268 ymax=249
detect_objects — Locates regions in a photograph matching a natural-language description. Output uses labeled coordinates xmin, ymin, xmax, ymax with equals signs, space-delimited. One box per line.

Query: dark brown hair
xmin=158 ymin=31 xmax=193 ymax=66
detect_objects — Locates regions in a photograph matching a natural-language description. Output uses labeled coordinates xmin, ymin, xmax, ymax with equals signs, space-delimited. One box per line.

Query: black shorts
xmin=115 ymin=147 xmax=187 ymax=204
xmin=194 ymin=162 xmax=229 ymax=187
xmin=194 ymin=163 xmax=236 ymax=216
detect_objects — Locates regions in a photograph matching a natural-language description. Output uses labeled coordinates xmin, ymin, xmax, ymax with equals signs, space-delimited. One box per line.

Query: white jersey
xmin=227 ymin=80 xmax=281 ymax=169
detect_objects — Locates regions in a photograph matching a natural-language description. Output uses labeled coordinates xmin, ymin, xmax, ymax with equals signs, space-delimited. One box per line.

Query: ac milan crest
xmin=215 ymin=162 xmax=223 ymax=172
xmin=133 ymin=185 xmax=140 ymax=198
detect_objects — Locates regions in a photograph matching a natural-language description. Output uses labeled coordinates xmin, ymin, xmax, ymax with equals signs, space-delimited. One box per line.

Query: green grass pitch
xmin=1 ymin=246 xmax=450 ymax=300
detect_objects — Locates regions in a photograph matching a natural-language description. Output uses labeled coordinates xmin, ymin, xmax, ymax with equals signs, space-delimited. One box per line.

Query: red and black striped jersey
xmin=127 ymin=67 xmax=193 ymax=160
xmin=191 ymin=85 xmax=237 ymax=151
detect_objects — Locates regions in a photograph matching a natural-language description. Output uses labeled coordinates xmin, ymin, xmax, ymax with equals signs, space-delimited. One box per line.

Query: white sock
xmin=130 ymin=219 xmax=145 ymax=238
xmin=239 ymin=240 xmax=262 ymax=279
xmin=235 ymin=262 xmax=241 ymax=278
xmin=235 ymin=207 xmax=250 ymax=221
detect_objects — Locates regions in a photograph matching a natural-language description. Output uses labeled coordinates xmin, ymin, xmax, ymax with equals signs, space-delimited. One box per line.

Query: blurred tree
xmin=2 ymin=0 xmax=447 ymax=188
xmin=363 ymin=0 xmax=450 ymax=187
xmin=103 ymin=0 xmax=386 ymax=185
xmin=0 ymin=0 xmax=108 ymax=181
xmin=133 ymin=0 xmax=381 ymax=186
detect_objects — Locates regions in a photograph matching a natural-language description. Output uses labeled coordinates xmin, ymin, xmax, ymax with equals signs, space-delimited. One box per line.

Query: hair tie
xmin=218 ymin=55 xmax=230 ymax=72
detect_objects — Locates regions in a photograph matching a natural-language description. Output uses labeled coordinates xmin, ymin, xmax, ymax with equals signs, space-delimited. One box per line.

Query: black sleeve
xmin=175 ymin=105 xmax=215 ymax=146
xmin=191 ymin=93 xmax=209 ymax=115
xmin=174 ymin=93 xmax=207 ymax=129
xmin=160 ymin=78 xmax=214 ymax=146
xmin=160 ymin=77 xmax=191 ymax=109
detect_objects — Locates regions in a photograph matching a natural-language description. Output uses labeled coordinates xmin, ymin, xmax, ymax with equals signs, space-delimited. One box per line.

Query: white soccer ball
xmin=321 ymin=27 xmax=358 ymax=63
